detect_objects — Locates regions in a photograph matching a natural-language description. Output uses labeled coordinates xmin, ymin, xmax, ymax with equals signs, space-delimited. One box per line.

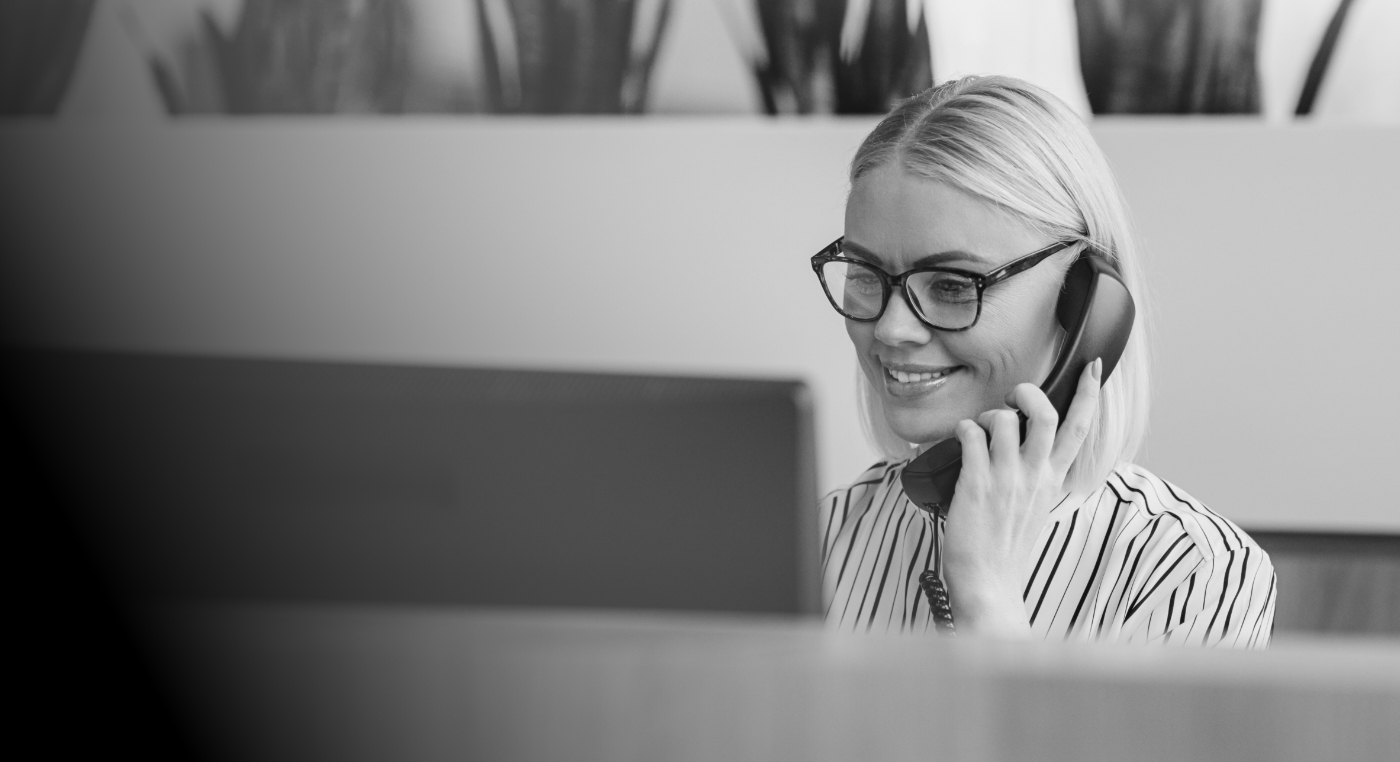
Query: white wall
xmin=1093 ymin=120 xmax=1399 ymax=532
xmin=1 ymin=119 xmax=1396 ymax=531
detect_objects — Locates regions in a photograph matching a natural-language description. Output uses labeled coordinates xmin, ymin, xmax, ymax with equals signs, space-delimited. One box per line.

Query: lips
xmin=879 ymin=362 xmax=962 ymax=399
xmin=885 ymin=366 xmax=955 ymax=384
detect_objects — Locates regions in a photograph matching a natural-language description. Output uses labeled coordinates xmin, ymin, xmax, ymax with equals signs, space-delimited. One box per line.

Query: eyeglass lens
xmin=820 ymin=260 xmax=981 ymax=329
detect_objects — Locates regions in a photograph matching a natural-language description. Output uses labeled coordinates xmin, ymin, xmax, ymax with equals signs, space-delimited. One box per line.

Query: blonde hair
xmin=850 ymin=75 xmax=1151 ymax=493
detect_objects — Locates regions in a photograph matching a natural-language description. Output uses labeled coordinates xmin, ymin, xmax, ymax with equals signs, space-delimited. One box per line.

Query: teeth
xmin=887 ymin=368 xmax=952 ymax=384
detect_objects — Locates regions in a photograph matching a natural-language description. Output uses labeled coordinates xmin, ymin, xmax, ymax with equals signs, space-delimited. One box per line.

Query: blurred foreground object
xmin=474 ymin=0 xmax=673 ymax=113
xmin=5 ymin=350 xmax=818 ymax=614
xmin=729 ymin=0 xmax=933 ymax=114
xmin=4 ymin=428 xmax=198 ymax=760
xmin=146 ymin=603 xmax=1400 ymax=762
xmin=1075 ymin=0 xmax=1263 ymax=113
xmin=0 ymin=0 xmax=94 ymax=115
xmin=147 ymin=0 xmax=412 ymax=114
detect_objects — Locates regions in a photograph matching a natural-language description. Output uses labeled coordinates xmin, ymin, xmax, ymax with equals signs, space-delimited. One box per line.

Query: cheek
xmin=844 ymin=319 xmax=865 ymax=353
xmin=845 ymin=321 xmax=878 ymax=371
xmin=948 ymin=297 xmax=1059 ymax=385
xmin=945 ymin=311 xmax=1022 ymax=375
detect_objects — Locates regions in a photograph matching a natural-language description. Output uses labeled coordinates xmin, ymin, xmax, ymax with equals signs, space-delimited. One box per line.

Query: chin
xmin=885 ymin=413 xmax=957 ymax=447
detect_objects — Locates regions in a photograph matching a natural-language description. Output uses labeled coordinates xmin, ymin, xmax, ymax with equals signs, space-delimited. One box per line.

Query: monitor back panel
xmin=7 ymin=351 xmax=819 ymax=615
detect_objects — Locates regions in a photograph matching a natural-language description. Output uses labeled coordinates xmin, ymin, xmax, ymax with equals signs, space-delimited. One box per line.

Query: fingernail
xmin=1092 ymin=357 xmax=1103 ymax=381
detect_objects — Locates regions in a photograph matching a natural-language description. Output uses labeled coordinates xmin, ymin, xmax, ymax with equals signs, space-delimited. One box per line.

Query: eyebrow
xmin=841 ymin=239 xmax=994 ymax=269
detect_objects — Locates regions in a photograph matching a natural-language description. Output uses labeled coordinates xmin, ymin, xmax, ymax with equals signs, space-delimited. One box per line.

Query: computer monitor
xmin=5 ymin=350 xmax=819 ymax=616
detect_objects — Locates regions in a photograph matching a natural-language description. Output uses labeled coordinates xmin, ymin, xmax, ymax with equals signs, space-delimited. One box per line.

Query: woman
xmin=815 ymin=76 xmax=1275 ymax=646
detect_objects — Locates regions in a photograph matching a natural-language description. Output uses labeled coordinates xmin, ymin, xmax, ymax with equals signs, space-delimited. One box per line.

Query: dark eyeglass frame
xmin=809 ymin=237 xmax=1079 ymax=331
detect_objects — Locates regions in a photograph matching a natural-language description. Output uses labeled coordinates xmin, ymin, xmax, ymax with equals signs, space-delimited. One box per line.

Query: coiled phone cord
xmin=918 ymin=570 xmax=956 ymax=636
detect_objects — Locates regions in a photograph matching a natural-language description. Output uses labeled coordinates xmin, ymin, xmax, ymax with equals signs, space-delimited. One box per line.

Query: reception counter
xmin=145 ymin=603 xmax=1400 ymax=762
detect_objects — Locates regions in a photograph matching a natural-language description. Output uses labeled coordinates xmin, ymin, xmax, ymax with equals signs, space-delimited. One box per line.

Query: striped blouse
xmin=820 ymin=460 xmax=1276 ymax=647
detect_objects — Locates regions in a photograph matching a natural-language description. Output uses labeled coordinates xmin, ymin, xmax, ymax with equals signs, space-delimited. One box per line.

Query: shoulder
xmin=1080 ymin=464 xmax=1276 ymax=646
xmin=820 ymin=460 xmax=905 ymax=504
xmin=1103 ymin=463 xmax=1264 ymax=562
xmin=817 ymin=460 xmax=908 ymax=528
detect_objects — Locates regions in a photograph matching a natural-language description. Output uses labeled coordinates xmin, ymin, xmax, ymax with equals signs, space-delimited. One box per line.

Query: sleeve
xmin=1125 ymin=545 xmax=1277 ymax=648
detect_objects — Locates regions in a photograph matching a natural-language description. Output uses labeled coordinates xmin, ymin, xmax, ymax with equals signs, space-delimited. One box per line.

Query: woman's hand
xmin=941 ymin=359 xmax=1103 ymax=638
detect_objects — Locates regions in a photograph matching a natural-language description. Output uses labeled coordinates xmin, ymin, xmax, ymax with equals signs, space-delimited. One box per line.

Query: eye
xmin=845 ymin=267 xmax=882 ymax=292
xmin=914 ymin=272 xmax=978 ymax=304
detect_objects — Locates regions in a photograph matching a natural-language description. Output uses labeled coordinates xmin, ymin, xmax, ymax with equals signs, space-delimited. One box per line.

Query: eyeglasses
xmin=810 ymin=237 xmax=1077 ymax=331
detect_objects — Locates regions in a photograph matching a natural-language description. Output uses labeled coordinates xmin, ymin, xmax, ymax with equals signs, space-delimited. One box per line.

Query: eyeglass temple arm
xmin=981 ymin=240 xmax=1077 ymax=288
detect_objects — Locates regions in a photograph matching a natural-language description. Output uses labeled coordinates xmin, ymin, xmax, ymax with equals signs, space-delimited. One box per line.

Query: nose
xmin=873 ymin=288 xmax=934 ymax=346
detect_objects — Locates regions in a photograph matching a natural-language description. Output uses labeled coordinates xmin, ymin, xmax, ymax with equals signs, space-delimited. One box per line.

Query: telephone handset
xmin=901 ymin=250 xmax=1136 ymax=517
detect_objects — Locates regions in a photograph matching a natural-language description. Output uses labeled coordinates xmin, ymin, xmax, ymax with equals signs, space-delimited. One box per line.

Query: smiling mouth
xmin=880 ymin=365 xmax=962 ymax=399
xmin=884 ymin=366 xmax=958 ymax=384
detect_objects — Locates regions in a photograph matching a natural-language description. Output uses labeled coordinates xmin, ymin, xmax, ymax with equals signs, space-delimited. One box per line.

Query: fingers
xmin=966 ymin=359 xmax=1102 ymax=481
xmin=975 ymin=408 xmax=1023 ymax=465
xmin=1048 ymin=358 xmax=1102 ymax=475
xmin=1005 ymin=382 xmax=1058 ymax=463
xmin=956 ymin=419 xmax=989 ymax=476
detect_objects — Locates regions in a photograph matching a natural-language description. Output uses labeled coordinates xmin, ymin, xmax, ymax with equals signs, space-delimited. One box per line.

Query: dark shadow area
xmin=3 ymin=423 xmax=200 ymax=761
xmin=1251 ymin=530 xmax=1400 ymax=637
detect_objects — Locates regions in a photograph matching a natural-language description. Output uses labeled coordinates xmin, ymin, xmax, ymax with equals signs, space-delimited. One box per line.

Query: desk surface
xmin=145 ymin=603 xmax=1400 ymax=762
